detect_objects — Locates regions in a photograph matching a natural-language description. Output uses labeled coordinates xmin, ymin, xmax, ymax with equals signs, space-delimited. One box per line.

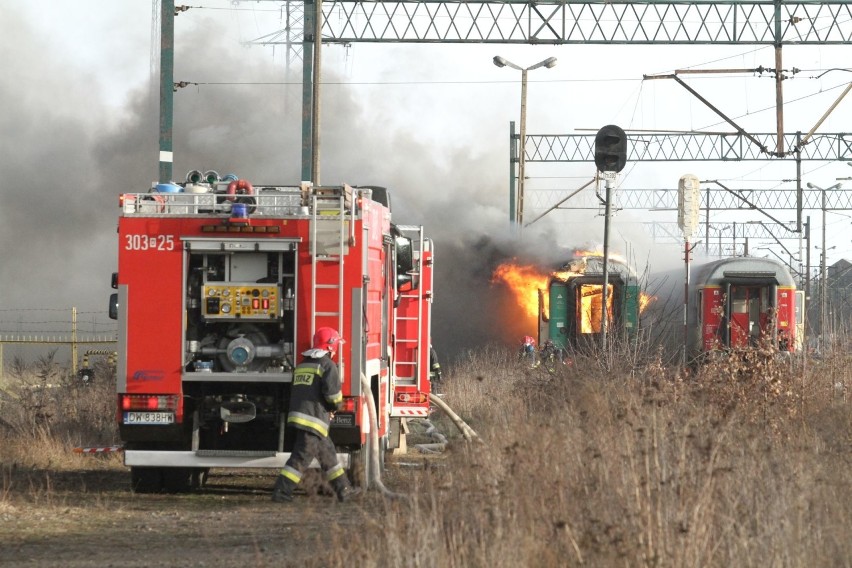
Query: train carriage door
xmin=547 ymin=282 xmax=569 ymax=351
xmin=729 ymin=286 xmax=766 ymax=348
xmin=794 ymin=290 xmax=805 ymax=352
xmin=766 ymin=284 xmax=777 ymax=345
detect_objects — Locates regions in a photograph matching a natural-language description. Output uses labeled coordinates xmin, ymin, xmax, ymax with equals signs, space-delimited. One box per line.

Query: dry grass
xmin=1 ymin=346 xmax=850 ymax=567
xmin=0 ymin=353 xmax=119 ymax=469
xmin=340 ymin=344 xmax=852 ymax=568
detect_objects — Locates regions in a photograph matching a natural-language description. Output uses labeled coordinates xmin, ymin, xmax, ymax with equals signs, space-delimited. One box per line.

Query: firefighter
xmin=519 ymin=335 xmax=538 ymax=367
xmin=271 ymin=327 xmax=360 ymax=503
xmin=429 ymin=344 xmax=443 ymax=386
xmin=540 ymin=339 xmax=569 ymax=368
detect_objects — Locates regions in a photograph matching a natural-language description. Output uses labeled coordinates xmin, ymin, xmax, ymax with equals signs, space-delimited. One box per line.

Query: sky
xmin=1 ymin=1 xmax=850 ymax=362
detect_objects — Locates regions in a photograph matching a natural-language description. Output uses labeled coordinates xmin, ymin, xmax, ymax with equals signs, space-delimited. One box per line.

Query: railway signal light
xmin=594 ymin=125 xmax=627 ymax=173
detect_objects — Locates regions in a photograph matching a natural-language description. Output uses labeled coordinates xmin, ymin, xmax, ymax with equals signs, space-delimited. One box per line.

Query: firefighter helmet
xmin=313 ymin=327 xmax=344 ymax=356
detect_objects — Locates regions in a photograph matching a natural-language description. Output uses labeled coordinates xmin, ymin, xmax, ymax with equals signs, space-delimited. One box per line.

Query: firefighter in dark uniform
xmin=429 ymin=343 xmax=443 ymax=394
xmin=271 ymin=327 xmax=360 ymax=503
xmin=429 ymin=344 xmax=442 ymax=383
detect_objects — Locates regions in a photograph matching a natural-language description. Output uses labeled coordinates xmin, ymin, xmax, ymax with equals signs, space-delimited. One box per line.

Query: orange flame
xmin=573 ymin=249 xmax=628 ymax=264
xmin=492 ymin=256 xmax=655 ymax=322
xmin=491 ymin=262 xmax=549 ymax=318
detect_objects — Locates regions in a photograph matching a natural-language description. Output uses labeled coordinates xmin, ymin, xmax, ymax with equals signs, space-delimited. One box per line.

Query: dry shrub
xmin=0 ymin=353 xmax=119 ymax=468
xmin=348 ymin=344 xmax=851 ymax=567
xmin=690 ymin=339 xmax=803 ymax=435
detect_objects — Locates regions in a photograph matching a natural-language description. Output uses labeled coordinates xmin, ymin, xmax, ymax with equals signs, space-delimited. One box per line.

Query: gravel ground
xmin=0 ymin=457 xmax=428 ymax=567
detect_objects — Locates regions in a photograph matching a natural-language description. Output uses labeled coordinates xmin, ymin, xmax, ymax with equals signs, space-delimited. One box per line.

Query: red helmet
xmin=312 ymin=327 xmax=344 ymax=356
xmin=523 ymin=335 xmax=535 ymax=346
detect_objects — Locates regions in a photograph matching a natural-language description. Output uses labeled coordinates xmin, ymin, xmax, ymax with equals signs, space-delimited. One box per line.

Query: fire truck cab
xmin=109 ymin=173 xmax=433 ymax=492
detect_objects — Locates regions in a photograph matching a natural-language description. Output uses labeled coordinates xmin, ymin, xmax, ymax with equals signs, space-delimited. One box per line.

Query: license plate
xmin=331 ymin=413 xmax=354 ymax=426
xmin=124 ymin=412 xmax=174 ymax=425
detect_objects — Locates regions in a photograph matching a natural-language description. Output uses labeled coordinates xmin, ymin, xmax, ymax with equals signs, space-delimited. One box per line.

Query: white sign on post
xmin=678 ymin=174 xmax=700 ymax=240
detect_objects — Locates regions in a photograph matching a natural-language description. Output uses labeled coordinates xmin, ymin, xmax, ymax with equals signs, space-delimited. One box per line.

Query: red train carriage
xmin=688 ymin=256 xmax=800 ymax=360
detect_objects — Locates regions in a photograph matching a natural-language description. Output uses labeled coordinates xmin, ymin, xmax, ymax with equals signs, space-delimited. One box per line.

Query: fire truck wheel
xmin=379 ymin=435 xmax=388 ymax=470
xmin=192 ymin=468 xmax=210 ymax=489
xmin=161 ymin=467 xmax=195 ymax=493
xmin=130 ymin=467 xmax=163 ymax=493
xmin=348 ymin=449 xmax=368 ymax=489
xmin=347 ymin=435 xmax=388 ymax=489
xmin=388 ymin=417 xmax=401 ymax=451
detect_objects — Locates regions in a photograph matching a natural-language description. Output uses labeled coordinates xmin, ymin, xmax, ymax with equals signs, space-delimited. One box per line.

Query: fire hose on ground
xmin=360 ymin=373 xmax=480 ymax=499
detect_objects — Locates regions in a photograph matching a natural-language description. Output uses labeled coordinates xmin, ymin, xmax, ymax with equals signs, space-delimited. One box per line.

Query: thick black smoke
xmin=1 ymin=12 xmax=687 ymax=364
xmin=0 ymin=14 xmax=564 ymax=363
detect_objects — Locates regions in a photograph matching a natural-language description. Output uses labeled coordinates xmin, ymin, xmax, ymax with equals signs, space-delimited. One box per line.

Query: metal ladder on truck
xmin=392 ymin=225 xmax=426 ymax=387
xmin=309 ymin=185 xmax=350 ymax=378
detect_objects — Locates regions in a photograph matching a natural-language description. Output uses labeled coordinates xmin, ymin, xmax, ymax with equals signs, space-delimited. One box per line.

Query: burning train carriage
xmin=687 ymin=256 xmax=800 ymax=359
xmin=539 ymin=256 xmax=641 ymax=351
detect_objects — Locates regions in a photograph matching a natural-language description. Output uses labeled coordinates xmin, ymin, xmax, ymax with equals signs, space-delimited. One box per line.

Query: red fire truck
xmin=108 ymin=173 xmax=433 ymax=492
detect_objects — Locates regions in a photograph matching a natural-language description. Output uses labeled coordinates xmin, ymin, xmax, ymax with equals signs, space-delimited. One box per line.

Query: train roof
xmin=691 ymin=256 xmax=796 ymax=287
xmin=551 ymin=255 xmax=638 ymax=285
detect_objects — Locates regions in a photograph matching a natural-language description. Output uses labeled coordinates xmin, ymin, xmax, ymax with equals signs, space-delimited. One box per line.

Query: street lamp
xmin=807 ymin=181 xmax=842 ymax=350
xmin=493 ymin=55 xmax=557 ymax=226
xmin=709 ymin=225 xmax=731 ymax=258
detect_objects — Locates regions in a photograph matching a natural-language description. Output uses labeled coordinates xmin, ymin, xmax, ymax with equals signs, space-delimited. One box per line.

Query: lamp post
xmin=493 ymin=55 xmax=557 ymax=227
xmin=815 ymin=244 xmax=837 ymax=350
xmin=709 ymin=225 xmax=731 ymax=258
xmin=807 ymin=181 xmax=842 ymax=350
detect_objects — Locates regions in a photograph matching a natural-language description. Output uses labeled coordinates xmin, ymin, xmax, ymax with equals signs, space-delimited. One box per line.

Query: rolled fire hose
xmin=412 ymin=418 xmax=448 ymax=453
xmin=428 ymin=393 xmax=481 ymax=443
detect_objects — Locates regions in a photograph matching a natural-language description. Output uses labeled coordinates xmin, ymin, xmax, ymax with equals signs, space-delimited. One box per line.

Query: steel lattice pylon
xmin=239 ymin=2 xmax=852 ymax=197
xmin=255 ymin=1 xmax=852 ymax=45
xmin=526 ymin=186 xmax=852 ymax=211
xmin=238 ymin=0 xmax=305 ymax=67
xmin=524 ymin=132 xmax=852 ymax=162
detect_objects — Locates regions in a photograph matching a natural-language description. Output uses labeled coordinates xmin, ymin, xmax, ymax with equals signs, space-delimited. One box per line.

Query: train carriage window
xmin=749 ymin=294 xmax=761 ymax=338
xmin=731 ymin=287 xmax=748 ymax=313
xmin=697 ymin=290 xmax=703 ymax=325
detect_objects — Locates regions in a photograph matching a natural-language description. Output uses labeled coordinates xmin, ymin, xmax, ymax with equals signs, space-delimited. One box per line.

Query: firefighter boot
xmin=271 ymin=475 xmax=294 ymax=503
xmin=332 ymin=478 xmax=362 ymax=503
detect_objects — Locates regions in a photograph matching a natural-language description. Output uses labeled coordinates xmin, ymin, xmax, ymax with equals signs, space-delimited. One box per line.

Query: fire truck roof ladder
xmin=310 ymin=186 xmax=347 ymax=355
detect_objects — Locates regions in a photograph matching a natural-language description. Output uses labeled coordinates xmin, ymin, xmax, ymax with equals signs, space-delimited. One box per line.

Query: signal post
xmin=594 ymin=125 xmax=627 ymax=354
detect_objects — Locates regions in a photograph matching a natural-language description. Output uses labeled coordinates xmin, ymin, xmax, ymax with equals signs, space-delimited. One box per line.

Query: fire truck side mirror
xmin=111 ymin=272 xmax=118 ymax=289
xmin=108 ymin=293 xmax=118 ymax=320
xmin=395 ymin=236 xmax=419 ymax=292
xmin=397 ymin=275 xmax=413 ymax=292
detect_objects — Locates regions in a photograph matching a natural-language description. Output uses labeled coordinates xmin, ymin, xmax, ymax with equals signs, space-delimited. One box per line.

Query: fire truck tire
xmin=348 ymin=448 xmax=369 ymax=489
xmin=348 ymin=433 xmax=389 ymax=488
xmin=379 ymin=435 xmax=388 ymax=470
xmin=130 ymin=467 xmax=163 ymax=493
xmin=161 ymin=467 xmax=195 ymax=493
xmin=130 ymin=467 xmax=206 ymax=493
xmin=388 ymin=417 xmax=401 ymax=451
xmin=192 ymin=468 xmax=210 ymax=489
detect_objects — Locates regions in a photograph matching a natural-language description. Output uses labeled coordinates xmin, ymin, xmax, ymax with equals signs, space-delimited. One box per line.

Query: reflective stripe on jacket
xmin=287 ymin=355 xmax=342 ymax=437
